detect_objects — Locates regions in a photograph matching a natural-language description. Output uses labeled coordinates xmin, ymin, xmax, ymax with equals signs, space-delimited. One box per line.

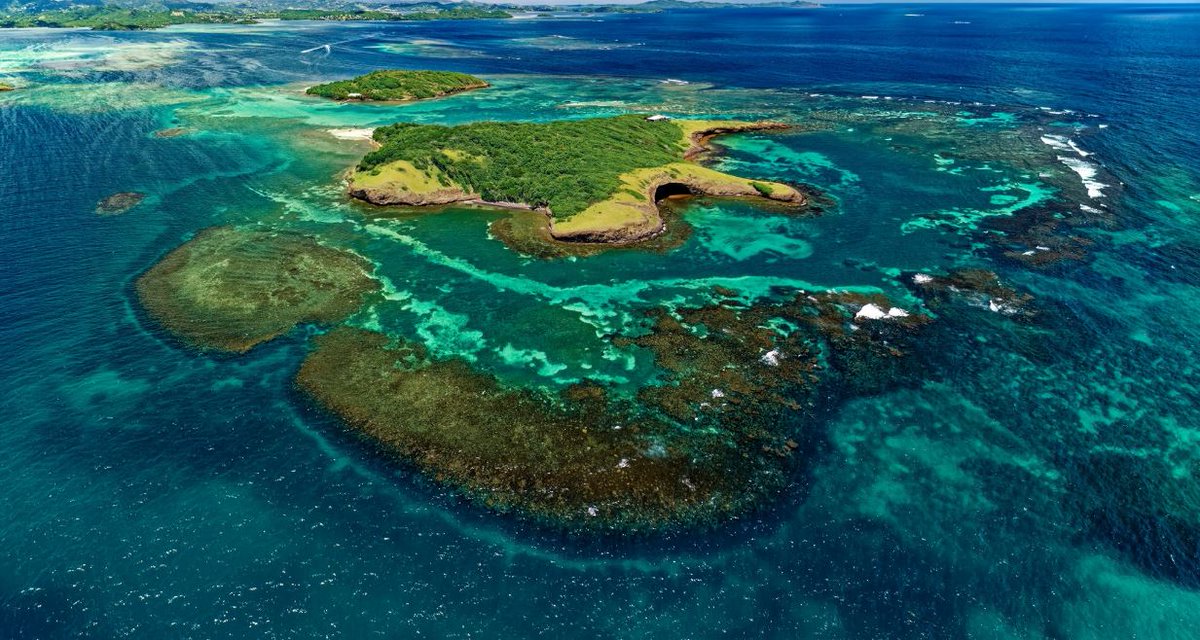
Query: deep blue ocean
xmin=2 ymin=4 xmax=1200 ymax=638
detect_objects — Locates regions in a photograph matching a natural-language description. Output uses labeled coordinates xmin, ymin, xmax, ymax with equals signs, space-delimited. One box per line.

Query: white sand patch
xmin=326 ymin=128 xmax=375 ymax=141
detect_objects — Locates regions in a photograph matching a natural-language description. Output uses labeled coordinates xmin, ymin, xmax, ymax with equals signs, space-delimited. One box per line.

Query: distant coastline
xmin=0 ymin=1 xmax=821 ymax=31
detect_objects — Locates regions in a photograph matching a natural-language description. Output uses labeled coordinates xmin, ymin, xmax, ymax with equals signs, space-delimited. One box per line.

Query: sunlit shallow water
xmin=1 ymin=5 xmax=1199 ymax=638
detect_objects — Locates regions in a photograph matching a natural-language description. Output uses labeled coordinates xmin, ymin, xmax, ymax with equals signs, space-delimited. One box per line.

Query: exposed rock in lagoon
xmin=136 ymin=227 xmax=379 ymax=353
xmin=908 ymin=269 xmax=1037 ymax=322
xmin=152 ymin=127 xmax=190 ymax=138
xmin=347 ymin=115 xmax=808 ymax=247
xmin=95 ymin=191 xmax=145 ymax=215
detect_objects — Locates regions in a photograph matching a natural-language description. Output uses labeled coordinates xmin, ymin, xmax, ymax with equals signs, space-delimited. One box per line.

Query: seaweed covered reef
xmin=762 ymin=97 xmax=1123 ymax=267
xmin=296 ymin=288 xmax=930 ymax=531
xmin=136 ymin=227 xmax=379 ymax=353
xmin=95 ymin=191 xmax=144 ymax=215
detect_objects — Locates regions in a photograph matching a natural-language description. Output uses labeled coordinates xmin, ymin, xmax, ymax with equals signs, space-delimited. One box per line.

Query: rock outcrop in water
xmin=95 ymin=191 xmax=145 ymax=215
xmin=152 ymin=127 xmax=189 ymax=138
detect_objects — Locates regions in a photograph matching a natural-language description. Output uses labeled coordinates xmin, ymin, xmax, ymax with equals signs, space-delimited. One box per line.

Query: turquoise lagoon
xmin=1 ymin=5 xmax=1199 ymax=638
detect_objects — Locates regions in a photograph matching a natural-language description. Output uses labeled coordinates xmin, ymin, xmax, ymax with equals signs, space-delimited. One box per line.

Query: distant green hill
xmin=0 ymin=3 xmax=513 ymax=30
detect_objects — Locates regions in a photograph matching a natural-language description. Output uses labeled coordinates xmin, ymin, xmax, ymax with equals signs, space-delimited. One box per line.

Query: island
xmin=306 ymin=70 xmax=489 ymax=102
xmin=348 ymin=115 xmax=807 ymax=244
xmin=130 ymin=113 xmax=929 ymax=530
xmin=0 ymin=83 xmax=13 ymax=92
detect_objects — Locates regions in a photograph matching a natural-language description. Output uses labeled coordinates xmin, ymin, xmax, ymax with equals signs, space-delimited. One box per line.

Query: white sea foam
xmin=913 ymin=273 xmax=934 ymax=285
xmin=1040 ymin=134 xmax=1092 ymax=158
xmin=1058 ymin=156 xmax=1108 ymax=199
xmin=1040 ymin=134 xmax=1074 ymax=153
xmin=1041 ymin=135 xmax=1107 ymax=198
xmin=988 ymin=299 xmax=1021 ymax=316
xmin=858 ymin=304 xmax=883 ymax=320
xmin=855 ymin=304 xmax=910 ymax=320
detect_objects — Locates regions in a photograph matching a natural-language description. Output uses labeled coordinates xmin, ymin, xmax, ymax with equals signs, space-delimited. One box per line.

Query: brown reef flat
xmin=296 ymin=288 xmax=929 ymax=530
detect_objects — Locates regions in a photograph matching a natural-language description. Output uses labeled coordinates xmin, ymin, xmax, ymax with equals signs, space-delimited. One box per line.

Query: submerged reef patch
xmin=296 ymin=288 xmax=928 ymax=530
xmin=783 ymin=100 xmax=1119 ymax=266
xmin=95 ymin=191 xmax=145 ymax=215
xmin=136 ymin=227 xmax=379 ymax=353
xmin=907 ymin=269 xmax=1037 ymax=322
xmin=152 ymin=127 xmax=190 ymax=138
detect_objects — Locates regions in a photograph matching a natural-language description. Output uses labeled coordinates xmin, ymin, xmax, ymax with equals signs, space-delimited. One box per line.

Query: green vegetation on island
xmin=0 ymin=82 xmax=12 ymax=92
xmin=349 ymin=115 xmax=806 ymax=244
xmin=0 ymin=7 xmax=243 ymax=30
xmin=306 ymin=70 xmax=489 ymax=102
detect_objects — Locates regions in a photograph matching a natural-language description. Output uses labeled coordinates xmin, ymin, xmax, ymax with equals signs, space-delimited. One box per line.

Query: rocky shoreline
xmin=347 ymin=120 xmax=807 ymax=247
